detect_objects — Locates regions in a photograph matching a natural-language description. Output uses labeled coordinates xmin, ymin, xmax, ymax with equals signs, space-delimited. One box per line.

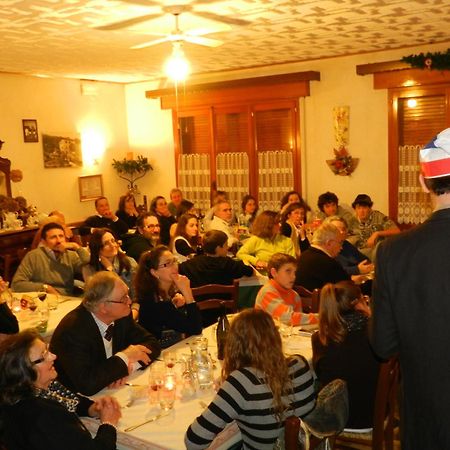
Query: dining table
xmin=15 ymin=293 xmax=81 ymax=339
xmin=83 ymin=319 xmax=315 ymax=450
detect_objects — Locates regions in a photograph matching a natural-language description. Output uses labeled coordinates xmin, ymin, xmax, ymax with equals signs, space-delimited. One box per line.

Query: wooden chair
xmin=334 ymin=357 xmax=400 ymax=450
xmin=294 ymin=285 xmax=321 ymax=313
xmin=191 ymin=279 xmax=239 ymax=313
xmin=0 ymin=247 xmax=30 ymax=282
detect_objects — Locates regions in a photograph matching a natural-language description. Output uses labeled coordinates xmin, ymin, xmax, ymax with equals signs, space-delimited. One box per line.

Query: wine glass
xmin=163 ymin=351 xmax=177 ymax=371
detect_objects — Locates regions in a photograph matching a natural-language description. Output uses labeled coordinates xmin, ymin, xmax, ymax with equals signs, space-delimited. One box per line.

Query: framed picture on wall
xmin=78 ymin=175 xmax=103 ymax=202
xmin=22 ymin=119 xmax=39 ymax=143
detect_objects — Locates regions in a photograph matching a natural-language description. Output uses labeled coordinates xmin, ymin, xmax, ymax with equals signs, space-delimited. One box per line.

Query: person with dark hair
xmin=116 ymin=193 xmax=139 ymax=229
xmin=179 ymin=230 xmax=253 ymax=287
xmin=280 ymin=190 xmax=311 ymax=215
xmin=0 ymin=329 xmax=121 ymax=450
xmin=238 ymin=194 xmax=258 ymax=229
xmin=280 ymin=202 xmax=310 ymax=257
xmin=80 ymin=197 xmax=128 ymax=238
xmin=122 ymin=213 xmax=161 ymax=262
xmin=255 ymin=253 xmax=318 ymax=326
xmin=315 ymin=191 xmax=353 ymax=224
xmin=134 ymin=246 xmax=202 ymax=348
xmin=185 ymin=309 xmax=316 ymax=449
xmin=50 ymin=271 xmax=159 ymax=395
xmin=347 ymin=193 xmax=399 ymax=259
xmin=312 ymin=281 xmax=379 ymax=430
xmin=150 ymin=196 xmax=176 ymax=246
xmin=12 ymin=222 xmax=89 ymax=295
xmin=171 ymin=213 xmax=201 ymax=262
xmin=371 ymin=128 xmax=450 ymax=449
xmin=82 ymin=229 xmax=137 ymax=314
xmin=236 ymin=210 xmax=295 ymax=270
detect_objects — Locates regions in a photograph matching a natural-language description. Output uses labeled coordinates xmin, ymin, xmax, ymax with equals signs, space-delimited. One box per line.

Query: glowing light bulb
xmin=164 ymin=43 xmax=190 ymax=82
xmin=407 ymin=98 xmax=417 ymax=108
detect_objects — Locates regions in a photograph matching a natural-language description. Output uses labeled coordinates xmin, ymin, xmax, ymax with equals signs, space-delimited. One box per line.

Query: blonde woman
xmin=185 ymin=309 xmax=315 ymax=449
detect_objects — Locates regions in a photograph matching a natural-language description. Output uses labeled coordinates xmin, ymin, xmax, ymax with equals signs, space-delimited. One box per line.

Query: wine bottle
xmin=216 ymin=302 xmax=230 ymax=360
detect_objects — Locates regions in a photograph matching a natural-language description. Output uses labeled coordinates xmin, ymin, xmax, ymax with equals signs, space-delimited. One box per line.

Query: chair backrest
xmin=371 ymin=357 xmax=400 ymax=449
xmin=294 ymin=285 xmax=320 ymax=313
xmin=191 ymin=279 xmax=239 ymax=312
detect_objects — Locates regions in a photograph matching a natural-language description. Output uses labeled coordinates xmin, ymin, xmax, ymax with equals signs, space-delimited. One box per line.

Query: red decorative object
xmin=326 ymin=146 xmax=359 ymax=176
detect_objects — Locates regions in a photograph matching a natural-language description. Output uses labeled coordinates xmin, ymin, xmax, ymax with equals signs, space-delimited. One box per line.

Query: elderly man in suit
xmin=371 ymin=128 xmax=450 ymax=449
xmin=50 ymin=271 xmax=160 ymax=395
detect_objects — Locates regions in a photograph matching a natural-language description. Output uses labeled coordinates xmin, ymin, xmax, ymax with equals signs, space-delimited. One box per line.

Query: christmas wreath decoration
xmin=401 ymin=49 xmax=450 ymax=70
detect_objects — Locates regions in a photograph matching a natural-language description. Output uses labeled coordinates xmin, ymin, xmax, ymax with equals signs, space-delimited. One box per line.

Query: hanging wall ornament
xmin=326 ymin=106 xmax=359 ymax=176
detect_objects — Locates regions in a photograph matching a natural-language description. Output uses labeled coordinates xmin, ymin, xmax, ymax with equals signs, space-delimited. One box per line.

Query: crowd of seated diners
xmin=0 ymin=185 xmax=402 ymax=449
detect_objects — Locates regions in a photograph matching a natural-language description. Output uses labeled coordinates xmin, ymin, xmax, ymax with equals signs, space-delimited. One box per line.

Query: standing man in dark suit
xmin=371 ymin=128 xmax=450 ymax=449
xmin=50 ymin=271 xmax=160 ymax=395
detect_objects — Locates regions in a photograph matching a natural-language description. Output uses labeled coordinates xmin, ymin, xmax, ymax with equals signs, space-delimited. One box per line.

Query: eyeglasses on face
xmin=31 ymin=343 xmax=51 ymax=365
xmin=158 ymin=258 xmax=178 ymax=269
xmin=104 ymin=293 xmax=131 ymax=305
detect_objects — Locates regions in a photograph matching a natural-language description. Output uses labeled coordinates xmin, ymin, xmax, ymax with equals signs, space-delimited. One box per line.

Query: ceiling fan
xmin=96 ymin=1 xmax=250 ymax=49
xmin=131 ymin=10 xmax=224 ymax=49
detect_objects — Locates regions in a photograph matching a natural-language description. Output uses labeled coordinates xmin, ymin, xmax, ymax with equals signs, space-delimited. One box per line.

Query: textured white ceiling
xmin=1 ymin=0 xmax=450 ymax=83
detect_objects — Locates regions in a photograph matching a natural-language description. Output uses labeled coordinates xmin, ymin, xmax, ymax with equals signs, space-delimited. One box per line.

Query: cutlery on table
xmin=124 ymin=411 xmax=170 ymax=432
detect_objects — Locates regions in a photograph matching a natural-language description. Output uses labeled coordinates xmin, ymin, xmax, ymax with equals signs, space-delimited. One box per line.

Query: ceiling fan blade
xmin=193 ymin=11 xmax=251 ymax=26
xmin=131 ymin=37 xmax=171 ymax=49
xmin=95 ymin=13 xmax=161 ymax=31
xmin=183 ymin=35 xmax=223 ymax=47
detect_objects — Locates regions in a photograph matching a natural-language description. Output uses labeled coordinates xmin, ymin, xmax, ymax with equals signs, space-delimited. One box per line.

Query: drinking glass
xmin=159 ymin=375 xmax=176 ymax=411
xmin=46 ymin=293 xmax=59 ymax=310
xmin=148 ymin=363 xmax=165 ymax=404
xmin=279 ymin=322 xmax=293 ymax=340
xmin=163 ymin=351 xmax=177 ymax=371
xmin=36 ymin=307 xmax=49 ymax=334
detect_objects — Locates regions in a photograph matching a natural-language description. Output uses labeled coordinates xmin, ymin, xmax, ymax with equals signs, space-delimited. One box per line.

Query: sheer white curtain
xmin=398 ymin=144 xmax=432 ymax=225
xmin=178 ymin=154 xmax=211 ymax=212
xmin=258 ymin=150 xmax=294 ymax=211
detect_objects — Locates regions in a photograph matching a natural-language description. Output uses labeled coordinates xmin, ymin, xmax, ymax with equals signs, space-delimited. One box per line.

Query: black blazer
xmin=50 ymin=304 xmax=160 ymax=395
xmin=295 ymin=246 xmax=350 ymax=290
xmin=0 ymin=395 xmax=115 ymax=450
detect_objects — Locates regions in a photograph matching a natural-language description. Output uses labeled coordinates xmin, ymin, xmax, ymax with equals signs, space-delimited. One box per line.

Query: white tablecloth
xmin=87 ymin=323 xmax=313 ymax=450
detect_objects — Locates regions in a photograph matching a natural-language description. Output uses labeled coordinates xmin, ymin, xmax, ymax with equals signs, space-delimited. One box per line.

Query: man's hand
xmin=54 ymin=241 xmax=80 ymax=253
xmin=102 ymin=210 xmax=118 ymax=221
xmin=45 ymin=285 xmax=60 ymax=295
xmin=366 ymin=232 xmax=379 ymax=248
xmin=358 ymin=259 xmax=375 ymax=274
xmin=122 ymin=344 xmax=151 ymax=366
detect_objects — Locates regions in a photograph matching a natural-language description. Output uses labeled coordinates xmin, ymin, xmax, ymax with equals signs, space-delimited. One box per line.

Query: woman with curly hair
xmin=171 ymin=213 xmax=202 ymax=262
xmin=0 ymin=329 xmax=120 ymax=450
xmin=280 ymin=202 xmax=310 ymax=257
xmin=185 ymin=309 xmax=316 ymax=449
xmin=82 ymin=228 xmax=137 ymax=307
xmin=238 ymin=194 xmax=258 ymax=230
xmin=236 ymin=210 xmax=295 ymax=270
xmin=134 ymin=245 xmax=202 ymax=348
xmin=312 ymin=281 xmax=379 ymax=430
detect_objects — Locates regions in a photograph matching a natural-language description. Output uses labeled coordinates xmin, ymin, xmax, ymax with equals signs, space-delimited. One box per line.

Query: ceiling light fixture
xmin=164 ymin=42 xmax=190 ymax=82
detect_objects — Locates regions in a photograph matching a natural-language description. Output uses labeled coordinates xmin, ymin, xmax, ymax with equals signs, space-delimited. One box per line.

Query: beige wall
xmin=1 ymin=41 xmax=448 ymax=223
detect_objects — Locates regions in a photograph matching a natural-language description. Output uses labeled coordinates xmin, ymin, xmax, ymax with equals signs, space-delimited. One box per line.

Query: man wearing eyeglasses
xmin=207 ymin=200 xmax=239 ymax=248
xmin=122 ymin=213 xmax=161 ymax=262
xmin=50 ymin=271 xmax=161 ymax=396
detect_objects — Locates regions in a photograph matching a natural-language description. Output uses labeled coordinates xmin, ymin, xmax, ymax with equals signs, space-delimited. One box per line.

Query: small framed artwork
xmin=78 ymin=175 xmax=103 ymax=202
xmin=22 ymin=119 xmax=39 ymax=143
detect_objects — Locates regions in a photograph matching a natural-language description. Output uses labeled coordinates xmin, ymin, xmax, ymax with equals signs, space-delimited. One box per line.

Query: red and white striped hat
xmin=420 ymin=128 xmax=450 ymax=178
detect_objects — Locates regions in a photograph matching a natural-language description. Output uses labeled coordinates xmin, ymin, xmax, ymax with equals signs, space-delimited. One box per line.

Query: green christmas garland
xmin=401 ymin=49 xmax=450 ymax=70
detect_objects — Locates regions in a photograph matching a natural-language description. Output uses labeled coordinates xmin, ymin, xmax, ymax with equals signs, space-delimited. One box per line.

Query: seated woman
xmin=255 ymin=253 xmax=318 ymax=326
xmin=169 ymin=200 xmax=196 ymax=238
xmin=238 ymin=194 xmax=258 ymax=230
xmin=150 ymin=196 xmax=176 ymax=246
xmin=236 ymin=210 xmax=295 ymax=270
xmin=280 ymin=190 xmax=312 ymax=218
xmin=116 ymin=193 xmax=139 ymax=229
xmin=0 ymin=329 xmax=120 ymax=449
xmin=185 ymin=309 xmax=316 ymax=449
xmin=280 ymin=202 xmax=310 ymax=257
xmin=171 ymin=213 xmax=202 ymax=263
xmin=82 ymin=229 xmax=137 ymax=314
xmin=312 ymin=281 xmax=380 ymax=430
xmin=134 ymin=246 xmax=202 ymax=348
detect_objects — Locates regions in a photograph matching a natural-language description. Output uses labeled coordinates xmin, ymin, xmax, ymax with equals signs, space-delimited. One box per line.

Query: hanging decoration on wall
xmin=401 ymin=49 xmax=450 ymax=71
xmin=112 ymin=154 xmax=153 ymax=195
xmin=326 ymin=106 xmax=359 ymax=176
